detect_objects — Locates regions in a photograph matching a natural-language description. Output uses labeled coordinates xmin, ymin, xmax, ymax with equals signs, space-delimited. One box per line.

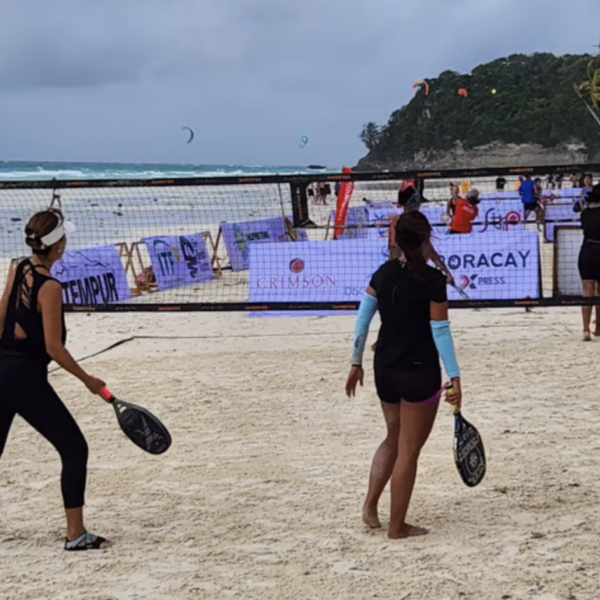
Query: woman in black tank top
xmin=577 ymin=183 xmax=600 ymax=341
xmin=0 ymin=208 xmax=112 ymax=551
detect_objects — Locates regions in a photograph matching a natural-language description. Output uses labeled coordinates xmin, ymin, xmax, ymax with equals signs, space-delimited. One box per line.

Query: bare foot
xmin=583 ymin=331 xmax=592 ymax=342
xmin=362 ymin=505 xmax=381 ymax=528
xmin=387 ymin=523 xmax=429 ymax=539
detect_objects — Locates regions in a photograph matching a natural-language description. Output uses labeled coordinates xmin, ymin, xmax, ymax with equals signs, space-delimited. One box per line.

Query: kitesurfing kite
xmin=457 ymin=88 xmax=468 ymax=98
xmin=182 ymin=127 xmax=194 ymax=144
xmin=299 ymin=135 xmax=309 ymax=149
xmin=412 ymin=79 xmax=429 ymax=96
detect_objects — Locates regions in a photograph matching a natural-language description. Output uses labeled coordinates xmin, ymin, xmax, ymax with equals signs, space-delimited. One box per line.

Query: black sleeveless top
xmin=0 ymin=259 xmax=66 ymax=365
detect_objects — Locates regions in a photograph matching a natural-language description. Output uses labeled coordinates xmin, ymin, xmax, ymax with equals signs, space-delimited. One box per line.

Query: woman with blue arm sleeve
xmin=345 ymin=211 xmax=462 ymax=539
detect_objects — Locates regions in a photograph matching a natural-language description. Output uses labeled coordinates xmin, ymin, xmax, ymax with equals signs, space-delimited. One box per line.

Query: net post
xmin=202 ymin=231 xmax=222 ymax=277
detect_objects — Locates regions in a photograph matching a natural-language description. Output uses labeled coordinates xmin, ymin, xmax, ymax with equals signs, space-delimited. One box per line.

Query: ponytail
xmin=393 ymin=211 xmax=432 ymax=276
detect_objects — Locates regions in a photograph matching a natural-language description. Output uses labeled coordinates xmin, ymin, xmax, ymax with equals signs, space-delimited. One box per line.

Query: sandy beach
xmin=0 ymin=176 xmax=595 ymax=599
xmin=1 ymin=301 xmax=599 ymax=600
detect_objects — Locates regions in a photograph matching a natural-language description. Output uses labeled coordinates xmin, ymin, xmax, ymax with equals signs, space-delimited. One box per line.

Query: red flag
xmin=333 ymin=167 xmax=354 ymax=239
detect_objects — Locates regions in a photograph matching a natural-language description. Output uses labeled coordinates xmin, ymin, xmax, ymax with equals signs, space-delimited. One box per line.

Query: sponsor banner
xmin=328 ymin=206 xmax=369 ymax=239
xmin=220 ymin=216 xmax=308 ymax=272
xmin=248 ymin=231 xmax=540 ymax=306
xmin=554 ymin=227 xmax=583 ymax=295
xmin=436 ymin=231 xmax=539 ymax=300
xmin=366 ymin=200 xmax=524 ymax=238
xmin=544 ymin=202 xmax=579 ymax=242
xmin=142 ymin=232 xmax=214 ymax=291
xmin=480 ymin=188 xmax=580 ymax=203
xmin=249 ymin=239 xmax=385 ymax=304
xmin=51 ymin=244 xmax=131 ymax=305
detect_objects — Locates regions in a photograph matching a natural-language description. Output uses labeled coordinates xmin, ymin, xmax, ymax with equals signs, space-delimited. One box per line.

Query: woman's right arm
xmin=38 ymin=280 xmax=100 ymax=391
xmin=430 ymin=299 xmax=462 ymax=407
xmin=350 ymin=285 xmax=378 ymax=367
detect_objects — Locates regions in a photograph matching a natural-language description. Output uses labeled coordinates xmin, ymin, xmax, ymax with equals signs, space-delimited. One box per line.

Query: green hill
xmin=355 ymin=52 xmax=600 ymax=170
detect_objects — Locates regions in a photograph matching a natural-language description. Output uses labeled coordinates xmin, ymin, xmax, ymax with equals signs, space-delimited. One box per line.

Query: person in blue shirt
xmin=519 ymin=175 xmax=540 ymax=224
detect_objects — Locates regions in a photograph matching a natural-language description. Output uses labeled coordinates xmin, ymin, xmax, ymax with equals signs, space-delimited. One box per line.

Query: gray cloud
xmin=0 ymin=0 xmax=598 ymax=166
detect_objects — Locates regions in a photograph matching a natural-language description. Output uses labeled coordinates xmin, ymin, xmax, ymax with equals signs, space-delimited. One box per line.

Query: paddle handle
xmin=100 ymin=387 xmax=115 ymax=402
xmin=446 ymin=383 xmax=460 ymax=415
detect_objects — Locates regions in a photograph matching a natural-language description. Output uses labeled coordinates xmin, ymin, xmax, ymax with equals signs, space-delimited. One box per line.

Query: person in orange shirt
xmin=449 ymin=188 xmax=479 ymax=234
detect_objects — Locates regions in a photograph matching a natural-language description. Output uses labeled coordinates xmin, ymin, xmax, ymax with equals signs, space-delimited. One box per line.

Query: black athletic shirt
xmin=0 ymin=259 xmax=66 ymax=365
xmin=581 ymin=207 xmax=600 ymax=243
xmin=370 ymin=260 xmax=446 ymax=372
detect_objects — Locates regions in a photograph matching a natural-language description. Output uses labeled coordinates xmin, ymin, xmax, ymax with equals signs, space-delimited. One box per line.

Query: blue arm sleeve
xmin=350 ymin=293 xmax=378 ymax=366
xmin=430 ymin=320 xmax=460 ymax=379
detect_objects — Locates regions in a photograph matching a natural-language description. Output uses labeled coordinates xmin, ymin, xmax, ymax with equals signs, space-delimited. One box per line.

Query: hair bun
xmin=24 ymin=230 xmax=44 ymax=250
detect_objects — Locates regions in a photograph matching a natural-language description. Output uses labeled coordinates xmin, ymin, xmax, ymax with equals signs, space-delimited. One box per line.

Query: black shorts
xmin=578 ymin=242 xmax=600 ymax=282
xmin=320 ymin=185 xmax=331 ymax=195
xmin=523 ymin=201 xmax=538 ymax=212
xmin=374 ymin=367 xmax=442 ymax=404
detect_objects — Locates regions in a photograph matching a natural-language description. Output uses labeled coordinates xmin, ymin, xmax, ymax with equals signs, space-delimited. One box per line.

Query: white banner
xmin=248 ymin=231 xmax=540 ymax=304
xmin=554 ymin=227 xmax=583 ymax=296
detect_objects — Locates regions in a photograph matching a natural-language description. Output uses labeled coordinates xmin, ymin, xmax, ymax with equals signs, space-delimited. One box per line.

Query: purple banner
xmin=220 ymin=216 xmax=308 ymax=272
xmin=51 ymin=244 xmax=131 ymax=305
xmin=142 ymin=232 xmax=214 ymax=290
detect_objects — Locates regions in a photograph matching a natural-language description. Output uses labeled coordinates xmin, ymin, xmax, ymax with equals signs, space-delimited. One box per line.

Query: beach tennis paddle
xmin=450 ymin=283 xmax=470 ymax=300
xmin=100 ymin=387 xmax=172 ymax=455
xmin=446 ymin=384 xmax=486 ymax=487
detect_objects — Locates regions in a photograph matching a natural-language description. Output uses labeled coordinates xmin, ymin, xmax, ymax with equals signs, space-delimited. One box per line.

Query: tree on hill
xmin=357 ymin=52 xmax=600 ymax=168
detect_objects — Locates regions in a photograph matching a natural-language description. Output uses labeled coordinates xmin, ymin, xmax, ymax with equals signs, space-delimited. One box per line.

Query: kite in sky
xmin=299 ymin=135 xmax=309 ymax=149
xmin=458 ymin=88 xmax=468 ymax=97
xmin=412 ymin=79 xmax=429 ymax=96
xmin=182 ymin=127 xmax=194 ymax=144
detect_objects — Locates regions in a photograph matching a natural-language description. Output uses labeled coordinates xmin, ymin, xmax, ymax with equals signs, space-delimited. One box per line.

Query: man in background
xmin=449 ymin=188 xmax=480 ymax=234
xmin=495 ymin=176 xmax=507 ymax=192
xmin=519 ymin=175 xmax=541 ymax=223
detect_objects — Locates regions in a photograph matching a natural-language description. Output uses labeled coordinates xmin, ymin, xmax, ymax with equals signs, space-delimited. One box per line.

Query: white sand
xmin=1 ymin=302 xmax=600 ymax=600
xmin=0 ymin=178 xmax=593 ymax=599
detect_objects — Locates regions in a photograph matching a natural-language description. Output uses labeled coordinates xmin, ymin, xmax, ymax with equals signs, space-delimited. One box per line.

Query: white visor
xmin=39 ymin=219 xmax=75 ymax=248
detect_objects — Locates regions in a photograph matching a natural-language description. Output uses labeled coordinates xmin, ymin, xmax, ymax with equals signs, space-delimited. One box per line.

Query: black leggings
xmin=0 ymin=356 xmax=88 ymax=509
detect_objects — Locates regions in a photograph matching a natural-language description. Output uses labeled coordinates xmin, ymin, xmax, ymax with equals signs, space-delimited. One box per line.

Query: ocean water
xmin=0 ymin=160 xmax=333 ymax=181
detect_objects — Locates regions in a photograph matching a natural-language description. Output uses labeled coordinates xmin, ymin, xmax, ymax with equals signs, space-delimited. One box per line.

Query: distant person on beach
xmin=0 ymin=209 xmax=111 ymax=551
xmin=495 ymin=176 xmax=507 ymax=191
xmin=449 ymin=188 xmax=480 ymax=234
xmin=308 ymin=182 xmax=317 ymax=204
xmin=571 ymin=174 xmax=580 ymax=188
xmin=345 ymin=211 xmax=462 ymax=539
xmin=580 ymin=174 xmax=593 ymax=204
xmin=397 ymin=180 xmax=422 ymax=212
xmin=318 ymin=182 xmax=331 ymax=205
xmin=555 ymin=174 xmax=564 ymax=190
xmin=545 ymin=175 xmax=555 ymax=190
xmin=576 ymin=184 xmax=600 ymax=341
xmin=519 ymin=175 xmax=541 ymax=223
xmin=446 ymin=184 xmax=460 ymax=220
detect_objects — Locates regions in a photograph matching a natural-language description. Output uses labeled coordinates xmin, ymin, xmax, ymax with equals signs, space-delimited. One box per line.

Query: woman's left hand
xmin=345 ymin=366 xmax=364 ymax=398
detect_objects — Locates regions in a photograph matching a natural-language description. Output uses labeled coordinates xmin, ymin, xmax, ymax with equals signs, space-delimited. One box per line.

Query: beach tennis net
xmin=0 ymin=163 xmax=599 ymax=312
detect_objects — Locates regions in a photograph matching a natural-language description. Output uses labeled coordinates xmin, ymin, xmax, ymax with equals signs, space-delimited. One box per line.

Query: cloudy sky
xmin=0 ymin=0 xmax=598 ymax=167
